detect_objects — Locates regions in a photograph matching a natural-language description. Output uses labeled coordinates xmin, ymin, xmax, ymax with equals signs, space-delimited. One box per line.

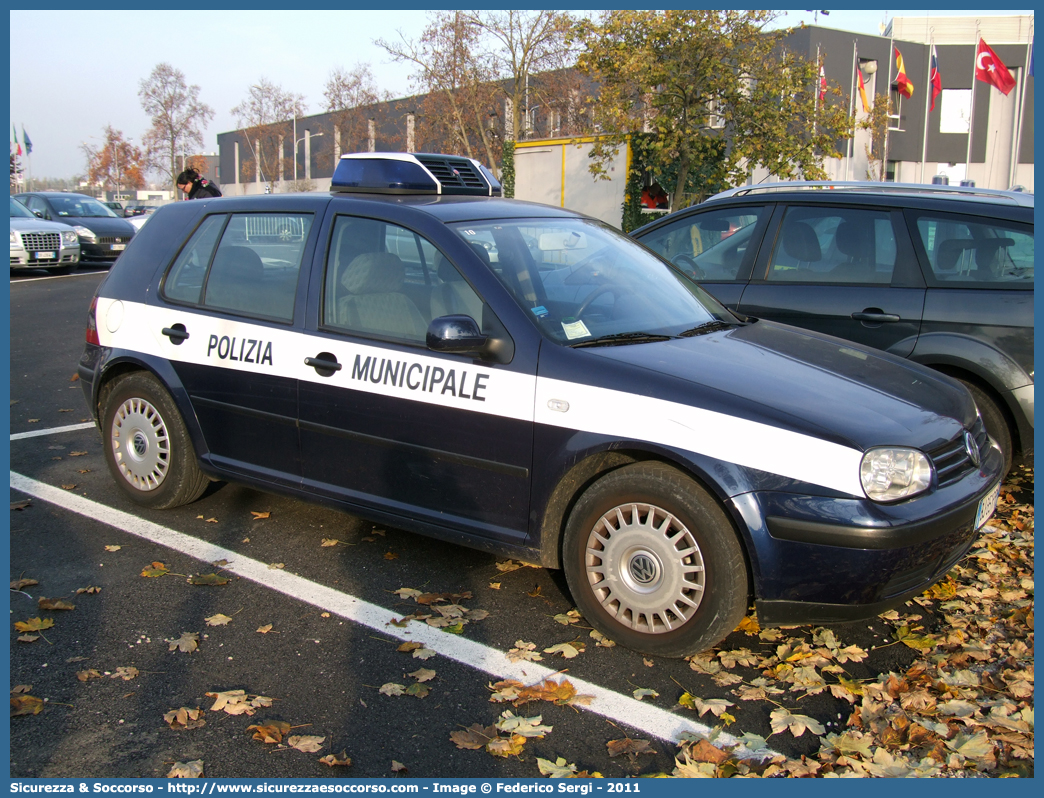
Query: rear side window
xmin=162 ymin=213 xmax=313 ymax=321
xmin=766 ymin=206 xmax=897 ymax=284
xmin=639 ymin=206 xmax=766 ymax=281
xmin=914 ymin=214 xmax=1033 ymax=287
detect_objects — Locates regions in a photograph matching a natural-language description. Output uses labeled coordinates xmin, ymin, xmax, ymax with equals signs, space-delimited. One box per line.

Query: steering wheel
xmin=575 ymin=285 xmax=620 ymax=318
xmin=672 ymin=254 xmax=705 ymax=280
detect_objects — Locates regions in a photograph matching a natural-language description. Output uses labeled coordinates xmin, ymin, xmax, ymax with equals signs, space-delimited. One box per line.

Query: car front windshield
xmin=451 ymin=218 xmax=735 ymax=345
xmin=49 ymin=196 xmax=118 ymax=218
xmin=10 ymin=198 xmax=34 ymax=218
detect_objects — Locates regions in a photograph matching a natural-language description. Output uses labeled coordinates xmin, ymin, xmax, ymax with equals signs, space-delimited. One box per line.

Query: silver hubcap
xmin=111 ymin=397 xmax=169 ymax=491
xmin=584 ymin=502 xmax=705 ymax=634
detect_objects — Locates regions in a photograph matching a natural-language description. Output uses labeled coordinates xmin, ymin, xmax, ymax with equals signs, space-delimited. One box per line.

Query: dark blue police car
xmin=79 ymin=153 xmax=1003 ymax=657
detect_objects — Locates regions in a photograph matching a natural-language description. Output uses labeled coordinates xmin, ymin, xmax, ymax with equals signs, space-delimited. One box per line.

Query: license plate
xmin=111 ymin=243 xmax=126 ymax=251
xmin=975 ymin=482 xmax=1000 ymax=530
xmin=34 ymin=251 xmax=56 ymax=260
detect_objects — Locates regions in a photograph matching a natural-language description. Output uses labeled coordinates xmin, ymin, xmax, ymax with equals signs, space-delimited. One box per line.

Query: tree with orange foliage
xmin=80 ymin=127 xmax=147 ymax=199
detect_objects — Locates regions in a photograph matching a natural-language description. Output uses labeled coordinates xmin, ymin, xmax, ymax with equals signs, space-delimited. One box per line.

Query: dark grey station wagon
xmin=632 ymin=182 xmax=1033 ymax=474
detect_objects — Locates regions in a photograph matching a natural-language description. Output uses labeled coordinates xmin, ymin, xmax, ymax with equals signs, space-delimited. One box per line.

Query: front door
xmin=297 ymin=214 xmax=535 ymax=544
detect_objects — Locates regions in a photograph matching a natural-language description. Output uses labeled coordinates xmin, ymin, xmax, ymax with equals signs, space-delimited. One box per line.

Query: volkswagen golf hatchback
xmin=79 ymin=154 xmax=1003 ymax=657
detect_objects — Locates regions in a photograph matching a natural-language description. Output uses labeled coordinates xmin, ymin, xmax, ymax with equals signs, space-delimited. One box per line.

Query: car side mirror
xmin=32 ymin=210 xmax=44 ymax=218
xmin=426 ymin=315 xmax=489 ymax=355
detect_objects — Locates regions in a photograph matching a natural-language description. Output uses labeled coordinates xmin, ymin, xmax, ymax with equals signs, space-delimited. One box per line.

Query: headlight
xmin=860 ymin=447 xmax=933 ymax=502
xmin=10 ymin=229 xmax=21 ymax=246
xmin=73 ymin=225 xmax=96 ymax=242
xmin=61 ymin=230 xmax=79 ymax=245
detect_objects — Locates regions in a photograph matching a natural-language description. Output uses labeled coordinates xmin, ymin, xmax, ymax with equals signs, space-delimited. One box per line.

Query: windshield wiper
xmin=678 ymin=320 xmax=739 ymax=338
xmin=570 ymin=331 xmax=674 ymax=348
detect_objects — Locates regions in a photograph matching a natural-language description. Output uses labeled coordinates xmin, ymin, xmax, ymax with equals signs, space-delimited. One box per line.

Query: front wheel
xmin=100 ymin=372 xmax=209 ymax=509
xmin=562 ymin=462 xmax=749 ymax=658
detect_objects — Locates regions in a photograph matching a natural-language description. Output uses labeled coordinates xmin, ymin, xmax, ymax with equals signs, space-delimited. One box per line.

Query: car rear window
xmin=914 ymin=214 xmax=1033 ymax=288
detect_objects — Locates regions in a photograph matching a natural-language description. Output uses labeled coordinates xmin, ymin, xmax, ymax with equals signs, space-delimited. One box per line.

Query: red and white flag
xmin=818 ymin=64 xmax=827 ymax=102
xmin=975 ymin=38 xmax=1016 ymax=95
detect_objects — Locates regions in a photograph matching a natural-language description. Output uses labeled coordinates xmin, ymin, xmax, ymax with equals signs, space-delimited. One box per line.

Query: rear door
xmin=737 ymin=203 xmax=925 ymax=356
xmin=153 ymin=210 xmax=318 ymax=487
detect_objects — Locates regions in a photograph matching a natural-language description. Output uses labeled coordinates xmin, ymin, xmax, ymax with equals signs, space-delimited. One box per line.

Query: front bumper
xmin=731 ymin=442 xmax=1004 ymax=626
xmin=10 ymin=244 xmax=80 ymax=269
xmin=80 ymin=239 xmax=131 ymax=262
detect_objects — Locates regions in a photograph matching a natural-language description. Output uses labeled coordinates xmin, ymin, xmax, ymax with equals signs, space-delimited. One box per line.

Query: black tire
xmin=100 ymin=372 xmax=209 ymax=509
xmin=562 ymin=462 xmax=749 ymax=658
xmin=45 ymin=264 xmax=73 ymax=275
xmin=960 ymin=380 xmax=1013 ymax=476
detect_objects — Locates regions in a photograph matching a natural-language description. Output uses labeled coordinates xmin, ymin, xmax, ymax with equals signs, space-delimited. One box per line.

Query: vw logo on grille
xmin=629 ymin=554 xmax=658 ymax=585
xmin=964 ymin=431 xmax=980 ymax=467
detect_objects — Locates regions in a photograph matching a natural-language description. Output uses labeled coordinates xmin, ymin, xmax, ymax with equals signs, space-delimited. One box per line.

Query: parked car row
xmin=12 ymin=192 xmax=137 ymax=268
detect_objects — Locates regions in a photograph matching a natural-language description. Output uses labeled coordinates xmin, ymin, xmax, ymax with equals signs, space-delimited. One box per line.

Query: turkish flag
xmin=975 ymin=38 xmax=1016 ymax=95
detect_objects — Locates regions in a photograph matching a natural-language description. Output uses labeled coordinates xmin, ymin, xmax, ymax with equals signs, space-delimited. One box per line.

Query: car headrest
xmin=341 ymin=252 xmax=405 ymax=294
xmin=834 ymin=221 xmax=871 ymax=257
xmin=211 ymin=246 xmax=264 ymax=282
xmin=936 ymin=239 xmax=970 ymax=271
xmin=782 ymin=221 xmax=822 ymax=262
xmin=974 ymin=238 xmax=1015 ymax=268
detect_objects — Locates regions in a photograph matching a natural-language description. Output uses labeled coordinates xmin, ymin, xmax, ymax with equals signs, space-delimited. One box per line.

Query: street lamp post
xmin=294 ymin=131 xmax=323 ymax=185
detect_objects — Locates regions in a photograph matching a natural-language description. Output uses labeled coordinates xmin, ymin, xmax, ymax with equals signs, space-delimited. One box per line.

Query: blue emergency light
xmin=331 ymin=153 xmax=502 ymax=197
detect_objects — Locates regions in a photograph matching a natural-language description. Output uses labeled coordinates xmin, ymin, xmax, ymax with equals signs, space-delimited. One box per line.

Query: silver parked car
xmin=10 ymin=197 xmax=80 ymax=274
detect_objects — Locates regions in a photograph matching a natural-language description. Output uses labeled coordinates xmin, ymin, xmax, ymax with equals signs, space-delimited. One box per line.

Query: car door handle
xmin=851 ymin=310 xmax=900 ymax=323
xmin=305 ymin=355 xmax=342 ymax=373
xmin=161 ymin=325 xmax=190 ymax=343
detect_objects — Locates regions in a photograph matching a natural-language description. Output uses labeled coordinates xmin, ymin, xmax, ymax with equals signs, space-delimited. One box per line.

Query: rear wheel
xmin=101 ymin=372 xmax=209 ymax=509
xmin=562 ymin=462 xmax=749 ymax=658
xmin=960 ymin=380 xmax=1013 ymax=476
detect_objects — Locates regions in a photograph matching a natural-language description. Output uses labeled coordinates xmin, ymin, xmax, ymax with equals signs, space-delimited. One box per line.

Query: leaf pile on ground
xmin=390 ymin=586 xmax=490 ymax=633
xmin=653 ymin=464 xmax=1034 ymax=778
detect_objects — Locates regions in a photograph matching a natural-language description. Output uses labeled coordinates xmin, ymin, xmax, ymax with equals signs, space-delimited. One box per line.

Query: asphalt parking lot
xmin=9 ymin=266 xmax=1035 ymax=779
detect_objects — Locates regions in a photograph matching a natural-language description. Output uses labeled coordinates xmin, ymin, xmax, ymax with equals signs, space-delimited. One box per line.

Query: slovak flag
xmin=894 ymin=46 xmax=914 ymax=98
xmin=975 ymin=38 xmax=1016 ymax=95
xmin=819 ymin=63 xmax=827 ymax=102
xmin=929 ymin=45 xmax=943 ymax=111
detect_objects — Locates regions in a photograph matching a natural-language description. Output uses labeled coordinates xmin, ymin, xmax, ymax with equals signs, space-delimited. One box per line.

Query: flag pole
xmin=814 ymin=43 xmax=821 ymax=136
xmin=881 ymin=30 xmax=896 ymax=181
xmin=1010 ymin=20 xmax=1033 ymax=187
xmin=964 ymin=21 xmax=980 ymax=183
xmin=847 ymin=40 xmax=858 ymax=180
xmin=920 ymin=30 xmax=935 ymax=183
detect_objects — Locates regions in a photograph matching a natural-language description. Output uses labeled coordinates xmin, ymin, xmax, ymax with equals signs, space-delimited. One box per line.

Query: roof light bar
xmin=331 ymin=152 xmax=502 ymax=197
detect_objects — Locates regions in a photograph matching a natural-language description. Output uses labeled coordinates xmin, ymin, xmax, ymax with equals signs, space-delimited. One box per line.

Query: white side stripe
xmin=95 ymin=299 xmax=864 ymax=495
xmin=8 ymin=471 xmax=769 ymax=757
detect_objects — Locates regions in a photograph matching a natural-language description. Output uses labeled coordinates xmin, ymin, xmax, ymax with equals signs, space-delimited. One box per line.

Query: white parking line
xmin=10 ymin=270 xmax=107 ymax=284
xmin=9 ymin=470 xmax=768 ymax=757
xmin=11 ymin=422 xmax=96 ymax=441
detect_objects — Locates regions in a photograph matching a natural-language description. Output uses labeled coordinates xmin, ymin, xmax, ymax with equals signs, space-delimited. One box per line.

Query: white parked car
xmin=9 ymin=197 xmax=80 ymax=274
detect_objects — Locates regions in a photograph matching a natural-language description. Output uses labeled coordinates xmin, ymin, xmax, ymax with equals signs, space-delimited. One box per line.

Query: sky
xmin=8 ymin=9 xmax=1034 ymax=181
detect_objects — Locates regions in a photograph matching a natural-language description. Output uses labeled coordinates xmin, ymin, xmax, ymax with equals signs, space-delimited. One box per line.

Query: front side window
xmin=161 ymin=213 xmax=313 ymax=321
xmin=322 ymin=216 xmax=486 ymax=344
xmin=638 ymin=206 xmax=766 ymax=281
xmin=766 ymin=207 xmax=897 ymax=284
xmin=914 ymin=215 xmax=1033 ymax=287
xmin=452 ymin=218 xmax=733 ymax=345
